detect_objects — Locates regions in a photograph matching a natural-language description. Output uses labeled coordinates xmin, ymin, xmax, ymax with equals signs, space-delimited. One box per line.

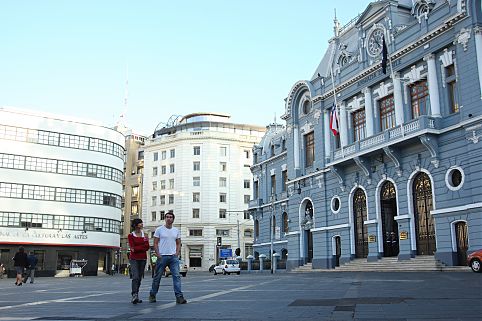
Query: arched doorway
xmin=380 ymin=181 xmax=399 ymax=257
xmin=334 ymin=236 xmax=341 ymax=267
xmin=281 ymin=249 xmax=288 ymax=260
xmin=301 ymin=201 xmax=314 ymax=263
xmin=353 ymin=188 xmax=368 ymax=258
xmin=455 ymin=222 xmax=468 ymax=266
xmin=413 ymin=172 xmax=436 ymax=255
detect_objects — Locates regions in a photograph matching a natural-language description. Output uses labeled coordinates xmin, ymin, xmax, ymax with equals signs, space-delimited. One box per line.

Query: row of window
xmin=151 ymin=177 xmax=251 ymax=190
xmin=0 ymin=125 xmax=124 ymax=159
xmin=0 ymin=182 xmax=121 ymax=208
xmin=150 ymin=209 xmax=251 ymax=221
xmin=152 ymin=149 xmax=176 ymax=161
xmin=152 ymin=161 xmax=234 ymax=176
xmin=0 ymin=153 xmax=123 ymax=183
xmin=254 ymin=212 xmax=289 ymax=238
xmin=152 ymin=147 xmax=251 ymax=160
xmin=253 ymin=170 xmax=288 ymax=199
xmin=187 ymin=228 xmax=253 ymax=237
xmin=151 ymin=193 xmax=251 ymax=206
xmin=0 ymin=211 xmax=120 ymax=233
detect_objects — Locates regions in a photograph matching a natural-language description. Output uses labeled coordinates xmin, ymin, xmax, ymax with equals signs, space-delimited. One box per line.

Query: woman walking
xmin=128 ymin=218 xmax=150 ymax=304
xmin=12 ymin=246 xmax=28 ymax=286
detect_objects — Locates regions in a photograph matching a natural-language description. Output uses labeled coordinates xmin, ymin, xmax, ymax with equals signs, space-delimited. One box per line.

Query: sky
xmin=0 ymin=0 xmax=372 ymax=135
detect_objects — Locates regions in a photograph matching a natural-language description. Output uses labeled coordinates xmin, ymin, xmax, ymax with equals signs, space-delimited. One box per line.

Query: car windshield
xmin=226 ymin=260 xmax=238 ymax=264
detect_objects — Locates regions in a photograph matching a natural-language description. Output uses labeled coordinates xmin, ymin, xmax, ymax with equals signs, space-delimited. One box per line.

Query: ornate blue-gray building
xmin=248 ymin=0 xmax=482 ymax=270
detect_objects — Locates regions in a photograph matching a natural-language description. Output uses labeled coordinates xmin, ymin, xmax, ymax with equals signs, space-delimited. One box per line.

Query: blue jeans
xmin=150 ymin=255 xmax=183 ymax=298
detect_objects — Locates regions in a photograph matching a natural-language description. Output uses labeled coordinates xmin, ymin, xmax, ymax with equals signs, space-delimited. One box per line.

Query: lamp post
xmin=270 ymin=199 xmax=275 ymax=274
xmin=226 ymin=210 xmax=244 ymax=254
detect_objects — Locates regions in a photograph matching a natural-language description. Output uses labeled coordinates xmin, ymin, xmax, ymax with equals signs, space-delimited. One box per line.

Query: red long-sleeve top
xmin=128 ymin=232 xmax=150 ymax=260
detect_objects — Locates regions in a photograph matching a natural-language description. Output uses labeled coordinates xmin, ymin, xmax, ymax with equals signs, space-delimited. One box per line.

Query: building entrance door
xmin=334 ymin=236 xmax=341 ymax=267
xmin=455 ymin=222 xmax=468 ymax=266
xmin=380 ymin=181 xmax=399 ymax=257
xmin=353 ymin=188 xmax=368 ymax=258
xmin=413 ymin=172 xmax=436 ymax=255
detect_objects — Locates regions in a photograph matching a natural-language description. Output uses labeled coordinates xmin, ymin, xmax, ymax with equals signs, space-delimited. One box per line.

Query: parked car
xmin=213 ymin=259 xmax=240 ymax=275
xmin=164 ymin=259 xmax=188 ymax=277
xmin=467 ymin=249 xmax=482 ymax=273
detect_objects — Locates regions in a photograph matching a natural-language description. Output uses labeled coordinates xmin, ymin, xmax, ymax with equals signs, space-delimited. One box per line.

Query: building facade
xmin=141 ymin=113 xmax=265 ymax=270
xmin=249 ymin=0 xmax=482 ymax=270
xmin=0 ymin=107 xmax=125 ymax=276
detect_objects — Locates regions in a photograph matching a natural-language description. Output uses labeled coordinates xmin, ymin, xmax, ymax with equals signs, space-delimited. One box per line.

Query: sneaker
xmin=131 ymin=293 xmax=139 ymax=304
xmin=30 ymin=281 xmax=34 ymax=284
xmin=148 ymin=294 xmax=156 ymax=303
xmin=176 ymin=296 xmax=187 ymax=304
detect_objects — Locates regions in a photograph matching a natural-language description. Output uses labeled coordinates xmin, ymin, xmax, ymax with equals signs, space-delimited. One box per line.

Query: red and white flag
xmin=330 ymin=103 xmax=339 ymax=136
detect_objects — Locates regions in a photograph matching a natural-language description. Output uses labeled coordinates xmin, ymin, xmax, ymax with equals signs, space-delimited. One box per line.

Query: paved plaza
xmin=0 ymin=270 xmax=480 ymax=321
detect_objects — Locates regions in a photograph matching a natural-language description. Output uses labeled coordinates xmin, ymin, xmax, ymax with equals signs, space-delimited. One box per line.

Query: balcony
xmin=332 ymin=116 xmax=438 ymax=162
xmin=248 ymin=198 xmax=263 ymax=208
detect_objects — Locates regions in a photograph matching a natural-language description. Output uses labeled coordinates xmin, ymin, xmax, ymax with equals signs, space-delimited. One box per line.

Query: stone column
xmin=363 ymin=87 xmax=374 ymax=137
xmin=259 ymin=254 xmax=266 ymax=271
xmin=324 ymin=110 xmax=331 ymax=161
xmin=293 ymin=126 xmax=300 ymax=169
xmin=393 ymin=73 xmax=404 ymax=125
xmin=339 ymin=104 xmax=349 ymax=147
xmin=272 ymin=253 xmax=280 ymax=274
xmin=246 ymin=255 xmax=254 ymax=271
xmin=424 ymin=53 xmax=441 ymax=117
xmin=474 ymin=26 xmax=482 ymax=99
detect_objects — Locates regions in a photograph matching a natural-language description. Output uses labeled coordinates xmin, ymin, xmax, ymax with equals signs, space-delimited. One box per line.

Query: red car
xmin=467 ymin=249 xmax=482 ymax=273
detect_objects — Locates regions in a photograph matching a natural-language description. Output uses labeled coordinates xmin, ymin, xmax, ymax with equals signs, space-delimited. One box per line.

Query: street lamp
xmin=270 ymin=199 xmax=275 ymax=274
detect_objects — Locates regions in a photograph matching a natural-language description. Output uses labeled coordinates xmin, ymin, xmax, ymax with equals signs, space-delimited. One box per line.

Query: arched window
xmin=282 ymin=212 xmax=289 ymax=233
xmin=302 ymin=100 xmax=311 ymax=114
xmin=272 ymin=215 xmax=276 ymax=236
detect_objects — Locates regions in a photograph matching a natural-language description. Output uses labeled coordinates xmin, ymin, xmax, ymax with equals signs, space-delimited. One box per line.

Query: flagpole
xmin=330 ymin=66 xmax=343 ymax=157
xmin=384 ymin=30 xmax=405 ymax=138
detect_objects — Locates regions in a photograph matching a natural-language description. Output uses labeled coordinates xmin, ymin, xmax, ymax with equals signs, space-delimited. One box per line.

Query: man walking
xmin=23 ymin=252 xmax=38 ymax=284
xmin=149 ymin=211 xmax=187 ymax=304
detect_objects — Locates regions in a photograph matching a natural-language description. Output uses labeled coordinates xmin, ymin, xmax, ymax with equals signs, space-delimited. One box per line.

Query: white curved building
xmin=142 ymin=112 xmax=265 ymax=270
xmin=0 ymin=107 xmax=125 ymax=276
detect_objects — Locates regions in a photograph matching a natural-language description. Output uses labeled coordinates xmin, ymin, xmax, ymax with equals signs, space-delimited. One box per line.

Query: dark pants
xmin=129 ymin=259 xmax=146 ymax=296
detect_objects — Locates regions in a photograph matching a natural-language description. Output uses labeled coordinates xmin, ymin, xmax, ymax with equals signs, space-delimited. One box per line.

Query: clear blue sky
xmin=0 ymin=1 xmax=371 ymax=135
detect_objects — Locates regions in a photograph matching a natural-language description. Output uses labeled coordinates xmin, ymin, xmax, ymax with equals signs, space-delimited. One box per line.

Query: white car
xmin=164 ymin=259 xmax=188 ymax=277
xmin=213 ymin=259 xmax=240 ymax=275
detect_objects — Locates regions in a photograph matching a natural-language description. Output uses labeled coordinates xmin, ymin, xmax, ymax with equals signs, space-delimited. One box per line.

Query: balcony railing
xmin=333 ymin=116 xmax=437 ymax=161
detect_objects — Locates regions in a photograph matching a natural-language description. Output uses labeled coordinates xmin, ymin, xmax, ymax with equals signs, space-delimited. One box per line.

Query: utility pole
xmin=226 ymin=210 xmax=245 ymax=255
xmin=270 ymin=199 xmax=274 ymax=274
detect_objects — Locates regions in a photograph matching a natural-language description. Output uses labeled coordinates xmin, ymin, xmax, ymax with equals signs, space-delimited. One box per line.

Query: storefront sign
xmin=399 ymin=231 xmax=409 ymax=240
xmin=368 ymin=234 xmax=376 ymax=243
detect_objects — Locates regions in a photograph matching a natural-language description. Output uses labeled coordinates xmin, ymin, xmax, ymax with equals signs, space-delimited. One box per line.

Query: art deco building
xmin=249 ymin=0 xmax=482 ymax=270
xmin=141 ymin=112 xmax=265 ymax=270
xmin=0 ymin=107 xmax=125 ymax=276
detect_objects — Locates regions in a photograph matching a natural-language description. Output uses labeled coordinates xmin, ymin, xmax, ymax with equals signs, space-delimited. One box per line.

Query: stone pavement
xmin=0 ymin=270 xmax=480 ymax=321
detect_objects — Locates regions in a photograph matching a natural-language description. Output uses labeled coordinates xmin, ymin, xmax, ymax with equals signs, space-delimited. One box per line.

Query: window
xmin=189 ymin=229 xmax=203 ymax=236
xmin=219 ymin=193 xmax=226 ymax=203
xmin=219 ymin=209 xmax=226 ymax=219
xmin=131 ymin=203 xmax=138 ymax=215
xmin=160 ymin=211 xmax=165 ymax=220
xmin=192 ymin=208 xmax=200 ymax=218
xmin=282 ymin=212 xmax=289 ymax=233
xmin=352 ymin=108 xmax=366 ymax=141
xmin=244 ymin=195 xmax=250 ymax=204
xmin=160 ymin=180 xmax=166 ymax=190
xmin=244 ymin=150 xmax=250 ymax=159
xmin=193 ymin=177 xmax=200 ymax=187
xmin=138 ymin=151 xmax=144 ymax=160
xmin=272 ymin=216 xmax=276 ymax=236
xmin=161 ymin=166 xmax=166 ymax=175
xmin=446 ymin=64 xmax=459 ymax=114
xmin=152 ymin=167 xmax=158 ymax=176
xmin=193 ymin=192 xmax=200 ymax=202
xmin=271 ymin=174 xmax=276 ymax=196
xmin=193 ymin=161 xmax=200 ymax=171
xmin=219 ymin=177 xmax=226 ymax=187
xmin=170 ymin=149 xmax=175 ymax=158
xmin=160 ymin=195 xmax=165 ymax=205
xmin=153 ymin=152 xmax=158 ymax=161
xmin=169 ymin=164 xmax=175 ymax=173
xmin=270 ymin=144 xmax=275 ymax=157
xmin=254 ymin=219 xmax=259 ymax=237
xmin=132 ymin=186 xmax=139 ymax=197
xmin=379 ymin=95 xmax=395 ymax=131
xmin=254 ymin=181 xmax=259 ymax=199
xmin=151 ymin=196 xmax=157 ymax=206
xmin=244 ymin=179 xmax=250 ymax=189
xmin=168 ymin=194 xmax=174 ymax=204
xmin=282 ymin=139 xmax=286 ymax=151
xmin=220 ymin=146 xmax=227 ymax=157
xmin=244 ymin=211 xmax=250 ymax=219
xmin=282 ymin=170 xmax=288 ymax=192
xmin=410 ymin=80 xmax=429 ymax=119
xmin=152 ymin=182 xmax=157 ymax=191
xmin=304 ymin=132 xmax=314 ymax=167
xmin=220 ymin=162 xmax=227 ymax=172
xmin=302 ymin=100 xmax=311 ymax=114
xmin=169 ymin=179 xmax=174 ymax=189
xmin=161 ymin=151 xmax=166 ymax=160
xmin=193 ymin=146 xmax=200 ymax=155
xmin=216 ymin=229 xmax=230 ymax=236
xmin=151 ymin=211 xmax=156 ymax=221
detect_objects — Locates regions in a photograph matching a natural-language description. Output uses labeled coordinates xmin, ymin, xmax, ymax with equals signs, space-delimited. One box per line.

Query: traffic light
xmin=217 ymin=236 xmax=222 ymax=247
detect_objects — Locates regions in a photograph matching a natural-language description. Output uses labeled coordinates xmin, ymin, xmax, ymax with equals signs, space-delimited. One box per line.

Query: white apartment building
xmin=141 ymin=112 xmax=265 ymax=270
xmin=0 ymin=107 xmax=125 ymax=276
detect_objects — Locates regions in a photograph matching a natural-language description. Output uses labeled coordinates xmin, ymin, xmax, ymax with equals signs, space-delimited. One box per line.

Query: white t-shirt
xmin=154 ymin=225 xmax=180 ymax=255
